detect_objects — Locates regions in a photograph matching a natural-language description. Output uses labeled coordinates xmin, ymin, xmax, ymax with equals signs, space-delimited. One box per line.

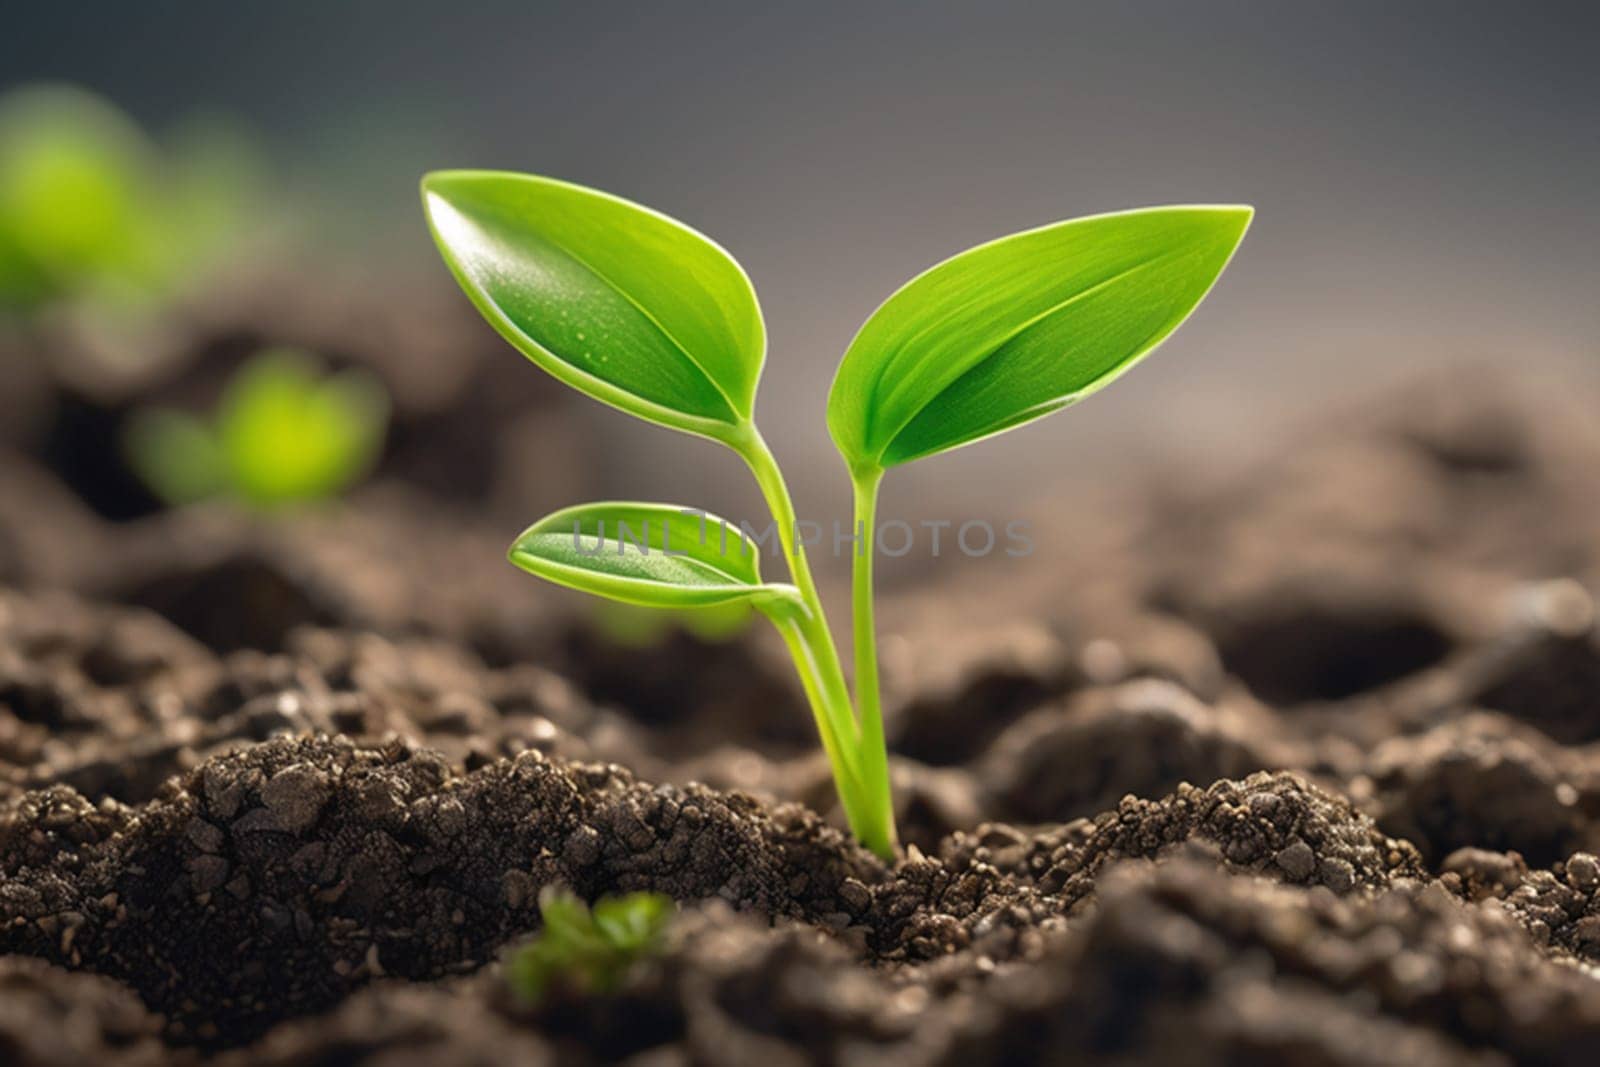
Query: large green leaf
xmin=422 ymin=171 xmax=765 ymax=441
xmin=828 ymin=205 xmax=1252 ymax=470
xmin=508 ymin=502 xmax=799 ymax=611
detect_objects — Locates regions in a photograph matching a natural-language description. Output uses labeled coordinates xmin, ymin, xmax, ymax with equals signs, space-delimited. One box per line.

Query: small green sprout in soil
xmin=124 ymin=347 xmax=389 ymax=510
xmin=506 ymin=887 xmax=675 ymax=1006
xmin=0 ymin=83 xmax=261 ymax=314
xmin=422 ymin=170 xmax=1251 ymax=859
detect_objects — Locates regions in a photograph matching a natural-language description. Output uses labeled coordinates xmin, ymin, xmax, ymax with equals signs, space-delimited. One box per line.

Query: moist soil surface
xmin=4 ymin=295 xmax=1600 ymax=1065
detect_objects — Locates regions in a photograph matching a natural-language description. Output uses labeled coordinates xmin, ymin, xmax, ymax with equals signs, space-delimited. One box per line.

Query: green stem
xmin=737 ymin=427 xmax=896 ymax=860
xmin=739 ymin=428 xmax=855 ymax=736
xmin=849 ymin=466 xmax=896 ymax=855
xmin=768 ymin=612 xmax=871 ymax=841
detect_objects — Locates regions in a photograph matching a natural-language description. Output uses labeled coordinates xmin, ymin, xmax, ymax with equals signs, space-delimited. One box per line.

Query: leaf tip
xmin=419 ymin=170 xmax=496 ymax=226
xmin=418 ymin=169 xmax=450 ymax=205
xmin=1174 ymin=203 xmax=1254 ymax=265
xmin=1208 ymin=203 xmax=1255 ymax=241
xmin=505 ymin=523 xmax=541 ymax=566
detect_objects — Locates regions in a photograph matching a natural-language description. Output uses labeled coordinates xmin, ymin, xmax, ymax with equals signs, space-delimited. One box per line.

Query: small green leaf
xmin=506 ymin=888 xmax=675 ymax=1006
xmin=422 ymin=170 xmax=765 ymax=442
xmin=592 ymin=892 xmax=675 ymax=952
xmin=828 ymin=205 xmax=1252 ymax=470
xmin=122 ymin=347 xmax=388 ymax=511
xmin=0 ymin=85 xmax=154 ymax=302
xmin=508 ymin=502 xmax=798 ymax=611
xmin=0 ymin=84 xmax=261 ymax=311
xmin=123 ymin=408 xmax=227 ymax=505
xmin=216 ymin=348 xmax=389 ymax=508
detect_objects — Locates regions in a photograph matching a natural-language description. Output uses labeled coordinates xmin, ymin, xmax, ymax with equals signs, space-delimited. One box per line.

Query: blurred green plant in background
xmin=124 ymin=347 xmax=389 ymax=509
xmin=505 ymin=887 xmax=674 ymax=1007
xmin=0 ymin=83 xmax=261 ymax=315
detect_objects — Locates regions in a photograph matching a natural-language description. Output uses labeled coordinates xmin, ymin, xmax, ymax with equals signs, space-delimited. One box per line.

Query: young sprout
xmin=124 ymin=347 xmax=389 ymax=510
xmin=505 ymin=887 xmax=674 ymax=1006
xmin=423 ymin=171 xmax=1250 ymax=859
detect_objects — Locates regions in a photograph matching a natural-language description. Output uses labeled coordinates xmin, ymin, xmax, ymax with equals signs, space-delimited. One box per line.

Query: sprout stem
xmin=769 ymin=613 xmax=872 ymax=839
xmin=848 ymin=466 xmax=897 ymax=856
xmin=738 ymin=427 xmax=896 ymax=860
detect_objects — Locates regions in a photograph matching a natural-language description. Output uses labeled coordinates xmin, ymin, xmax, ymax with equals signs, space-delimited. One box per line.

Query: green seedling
xmin=423 ymin=170 xmax=1250 ymax=859
xmin=124 ymin=347 xmax=389 ymax=510
xmin=506 ymin=887 xmax=674 ymax=1005
xmin=0 ymin=83 xmax=260 ymax=312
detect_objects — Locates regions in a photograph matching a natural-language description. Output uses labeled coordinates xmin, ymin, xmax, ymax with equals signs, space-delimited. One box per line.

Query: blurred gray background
xmin=6 ymin=1 xmax=1597 ymax=546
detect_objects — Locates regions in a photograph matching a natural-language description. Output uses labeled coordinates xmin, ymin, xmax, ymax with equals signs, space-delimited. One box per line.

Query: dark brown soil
xmin=5 ymin=338 xmax=1600 ymax=1065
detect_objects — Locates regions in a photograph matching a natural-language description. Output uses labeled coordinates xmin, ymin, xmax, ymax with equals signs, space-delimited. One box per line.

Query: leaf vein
xmin=874 ymin=249 xmax=1181 ymax=460
xmin=533 ymin=227 xmax=741 ymax=423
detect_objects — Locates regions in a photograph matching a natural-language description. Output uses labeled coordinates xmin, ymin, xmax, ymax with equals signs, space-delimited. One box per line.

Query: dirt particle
xmin=1441 ymin=848 xmax=1527 ymax=901
xmin=1250 ymin=792 xmax=1283 ymax=820
xmin=188 ymin=855 xmax=231 ymax=895
xmin=610 ymin=807 xmax=655 ymax=852
xmin=1319 ymin=857 xmax=1356 ymax=893
xmin=186 ymin=818 xmax=225 ymax=853
xmin=502 ymin=869 xmax=537 ymax=909
xmin=231 ymin=807 xmax=280 ymax=834
xmin=839 ymin=877 xmax=872 ymax=914
xmin=259 ymin=763 xmax=331 ymax=834
xmin=348 ymin=777 xmax=405 ymax=824
xmin=1565 ymin=852 xmax=1600 ymax=892
xmin=562 ymin=824 xmax=603 ymax=867
xmin=202 ymin=764 xmax=246 ymax=820
xmin=1276 ymin=841 xmax=1316 ymax=881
